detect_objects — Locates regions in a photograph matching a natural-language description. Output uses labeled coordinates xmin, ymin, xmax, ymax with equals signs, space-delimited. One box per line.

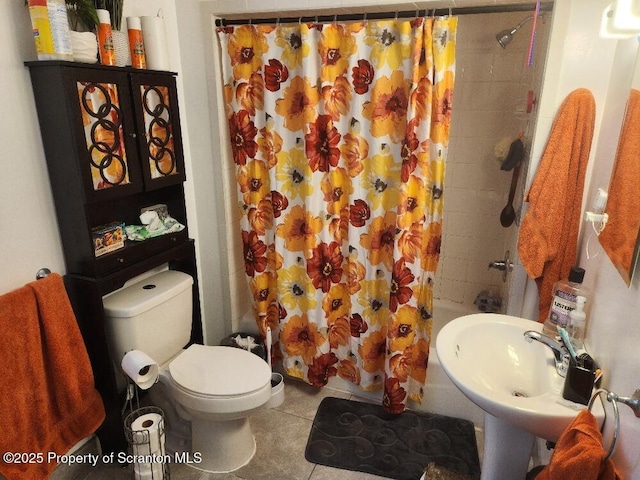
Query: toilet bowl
xmin=102 ymin=269 xmax=278 ymax=473
xmin=164 ymin=344 xmax=272 ymax=472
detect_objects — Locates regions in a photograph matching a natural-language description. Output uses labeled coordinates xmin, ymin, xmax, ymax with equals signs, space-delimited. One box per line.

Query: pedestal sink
xmin=436 ymin=313 xmax=604 ymax=480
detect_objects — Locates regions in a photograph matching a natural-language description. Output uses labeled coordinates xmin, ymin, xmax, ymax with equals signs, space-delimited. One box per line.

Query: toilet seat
xmin=169 ymin=344 xmax=271 ymax=398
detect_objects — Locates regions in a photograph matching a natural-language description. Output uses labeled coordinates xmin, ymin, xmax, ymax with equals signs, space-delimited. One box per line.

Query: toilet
xmin=102 ymin=269 xmax=274 ymax=473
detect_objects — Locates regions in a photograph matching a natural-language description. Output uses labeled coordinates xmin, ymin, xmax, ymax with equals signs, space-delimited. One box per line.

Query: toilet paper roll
xmin=131 ymin=412 xmax=165 ymax=455
xmin=133 ymin=461 xmax=164 ymax=480
xmin=121 ymin=350 xmax=159 ymax=390
xmin=140 ymin=15 xmax=169 ymax=70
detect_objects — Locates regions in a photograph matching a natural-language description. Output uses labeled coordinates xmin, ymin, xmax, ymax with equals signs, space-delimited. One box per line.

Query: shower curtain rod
xmin=214 ymin=2 xmax=553 ymax=27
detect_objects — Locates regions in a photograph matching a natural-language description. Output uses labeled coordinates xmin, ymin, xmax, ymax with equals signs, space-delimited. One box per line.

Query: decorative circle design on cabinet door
xmin=142 ymin=85 xmax=176 ymax=177
xmin=79 ymin=82 xmax=128 ymax=188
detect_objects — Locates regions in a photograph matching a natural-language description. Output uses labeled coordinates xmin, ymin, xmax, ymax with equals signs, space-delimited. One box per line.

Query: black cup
xmin=562 ymin=358 xmax=596 ymax=405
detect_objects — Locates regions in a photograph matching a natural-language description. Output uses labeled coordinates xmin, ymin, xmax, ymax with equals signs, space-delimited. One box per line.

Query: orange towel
xmin=518 ymin=88 xmax=595 ymax=322
xmin=536 ymin=409 xmax=621 ymax=480
xmin=0 ymin=274 xmax=105 ymax=480
xmin=598 ymin=89 xmax=640 ymax=283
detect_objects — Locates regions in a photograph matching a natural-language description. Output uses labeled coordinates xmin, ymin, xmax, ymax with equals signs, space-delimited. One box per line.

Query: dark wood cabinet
xmin=26 ymin=61 xmax=202 ymax=453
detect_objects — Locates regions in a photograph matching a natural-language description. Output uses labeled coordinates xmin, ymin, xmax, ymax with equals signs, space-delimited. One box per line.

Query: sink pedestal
xmin=481 ymin=413 xmax=535 ymax=480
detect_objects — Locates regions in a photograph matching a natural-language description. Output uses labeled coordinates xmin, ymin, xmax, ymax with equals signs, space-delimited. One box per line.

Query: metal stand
xmin=123 ymin=382 xmax=169 ymax=479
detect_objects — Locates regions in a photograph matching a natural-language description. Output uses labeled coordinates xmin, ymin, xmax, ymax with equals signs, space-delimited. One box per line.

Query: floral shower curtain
xmin=217 ymin=15 xmax=456 ymax=413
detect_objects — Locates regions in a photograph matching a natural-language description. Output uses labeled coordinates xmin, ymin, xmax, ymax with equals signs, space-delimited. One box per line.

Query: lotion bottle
xmin=568 ymin=296 xmax=587 ymax=351
xmin=543 ymin=266 xmax=588 ymax=336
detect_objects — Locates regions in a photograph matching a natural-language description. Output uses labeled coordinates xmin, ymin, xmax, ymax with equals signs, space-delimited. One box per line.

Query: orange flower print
xmin=421 ymin=221 xmax=442 ymax=272
xmin=247 ymin=197 xmax=273 ymax=235
xmin=398 ymin=223 xmax=423 ymax=263
xmin=408 ymin=338 xmax=430 ymax=383
xmin=266 ymin=243 xmax=283 ymax=272
xmin=346 ymin=256 xmax=366 ymax=294
xmin=236 ymin=72 xmax=264 ymax=116
xmin=281 ymin=313 xmax=325 ymax=365
xmin=352 ymin=59 xmax=375 ymax=95
xmin=389 ymin=351 xmax=411 ymax=382
xmin=350 ymin=313 xmax=368 ymax=337
xmin=349 ymin=199 xmax=371 ymax=228
xmin=389 ymin=259 xmax=415 ymax=312
xmin=340 ymin=119 xmax=368 ymax=178
xmin=383 ymin=377 xmax=407 ymax=414
xmin=327 ymin=316 xmax=350 ymax=349
xmin=308 ymin=352 xmax=339 ymax=387
xmin=328 ymin=207 xmax=349 ymax=244
xmin=237 ymin=159 xmax=270 ymax=205
xmin=242 ymin=230 xmax=267 ymax=276
xmin=319 ymin=24 xmax=357 ymax=81
xmin=322 ymin=283 xmax=350 ymax=323
xmin=322 ymin=76 xmax=352 ymax=121
xmin=276 ymin=205 xmax=322 ymax=252
xmin=358 ymin=329 xmax=387 ymax=373
xmin=275 ymin=76 xmax=319 ymax=132
xmin=228 ymin=110 xmax=258 ymax=166
xmin=257 ymin=116 xmax=283 ymax=169
xmin=321 ymin=167 xmax=352 ymax=215
xmin=337 ymin=358 xmax=361 ymax=385
xmin=389 ymin=305 xmax=417 ymax=352
xmin=251 ymin=271 xmax=276 ymax=314
xmin=227 ymin=25 xmax=268 ymax=80
xmin=270 ymin=191 xmax=289 ymax=218
xmin=410 ymin=77 xmax=432 ymax=121
xmin=306 ymin=115 xmax=341 ymax=173
xmin=307 ymin=241 xmax=344 ymax=293
xmin=261 ymin=301 xmax=286 ymax=334
xmin=413 ymin=281 xmax=434 ymax=337
xmin=362 ymin=70 xmax=411 ymax=143
xmin=264 ymin=58 xmax=289 ymax=92
xmin=398 ymin=175 xmax=427 ymax=229
xmin=401 ymin=119 xmax=420 ymax=182
xmin=431 ymin=71 xmax=455 ymax=145
xmin=359 ymin=212 xmax=397 ymax=271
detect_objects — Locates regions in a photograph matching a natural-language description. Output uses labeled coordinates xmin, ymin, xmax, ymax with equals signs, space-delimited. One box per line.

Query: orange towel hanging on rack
xmin=0 ymin=273 xmax=105 ymax=480
xmin=518 ymin=88 xmax=595 ymax=322
xmin=536 ymin=409 xmax=621 ymax=480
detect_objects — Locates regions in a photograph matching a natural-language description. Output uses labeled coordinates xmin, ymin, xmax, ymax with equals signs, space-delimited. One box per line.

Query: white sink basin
xmin=436 ymin=313 xmax=604 ymax=479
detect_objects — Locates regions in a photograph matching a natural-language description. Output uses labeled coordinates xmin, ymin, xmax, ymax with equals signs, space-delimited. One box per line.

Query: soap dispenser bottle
xmin=568 ymin=296 xmax=587 ymax=351
xmin=543 ymin=266 xmax=588 ymax=336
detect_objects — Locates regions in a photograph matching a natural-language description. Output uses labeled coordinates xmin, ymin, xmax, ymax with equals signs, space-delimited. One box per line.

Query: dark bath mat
xmin=305 ymin=397 xmax=481 ymax=480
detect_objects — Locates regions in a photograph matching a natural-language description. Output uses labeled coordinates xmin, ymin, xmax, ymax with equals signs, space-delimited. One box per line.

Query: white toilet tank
xmin=103 ymin=270 xmax=194 ymax=367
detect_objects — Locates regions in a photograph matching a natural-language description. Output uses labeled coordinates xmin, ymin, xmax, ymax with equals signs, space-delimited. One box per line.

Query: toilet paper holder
xmin=124 ymin=404 xmax=169 ymax=480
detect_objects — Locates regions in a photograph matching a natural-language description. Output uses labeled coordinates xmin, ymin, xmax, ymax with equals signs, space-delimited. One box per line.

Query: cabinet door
xmin=131 ymin=72 xmax=187 ymax=190
xmin=68 ymin=68 xmax=144 ymax=202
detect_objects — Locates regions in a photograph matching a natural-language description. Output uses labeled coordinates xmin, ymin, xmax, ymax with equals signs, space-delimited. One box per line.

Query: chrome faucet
xmin=523 ymin=330 xmax=570 ymax=377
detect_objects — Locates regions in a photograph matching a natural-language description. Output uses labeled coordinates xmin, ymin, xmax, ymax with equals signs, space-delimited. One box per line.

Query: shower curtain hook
xmin=333 ymin=14 xmax=338 ymax=25
xmin=394 ymin=11 xmax=399 ymax=21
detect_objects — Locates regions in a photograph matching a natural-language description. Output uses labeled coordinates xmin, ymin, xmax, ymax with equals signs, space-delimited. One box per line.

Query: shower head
xmin=496 ymin=15 xmax=534 ymax=48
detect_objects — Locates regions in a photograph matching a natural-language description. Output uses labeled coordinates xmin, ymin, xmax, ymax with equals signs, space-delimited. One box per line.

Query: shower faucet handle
xmin=487 ymin=251 xmax=514 ymax=282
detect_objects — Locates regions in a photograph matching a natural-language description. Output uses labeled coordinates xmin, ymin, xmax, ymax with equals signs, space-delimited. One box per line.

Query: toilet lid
xmin=169 ymin=345 xmax=271 ymax=397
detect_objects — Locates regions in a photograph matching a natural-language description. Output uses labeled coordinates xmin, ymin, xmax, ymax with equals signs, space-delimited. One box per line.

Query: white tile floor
xmin=52 ymin=380 xmax=483 ymax=480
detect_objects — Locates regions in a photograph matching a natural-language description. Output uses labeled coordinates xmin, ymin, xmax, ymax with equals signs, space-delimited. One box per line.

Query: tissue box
xmin=141 ymin=203 xmax=169 ymax=220
xmin=92 ymin=221 xmax=125 ymax=257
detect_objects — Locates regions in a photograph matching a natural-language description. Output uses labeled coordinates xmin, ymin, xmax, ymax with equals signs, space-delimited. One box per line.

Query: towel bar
xmin=588 ymin=388 xmax=640 ymax=459
xmin=35 ymin=268 xmax=51 ymax=280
